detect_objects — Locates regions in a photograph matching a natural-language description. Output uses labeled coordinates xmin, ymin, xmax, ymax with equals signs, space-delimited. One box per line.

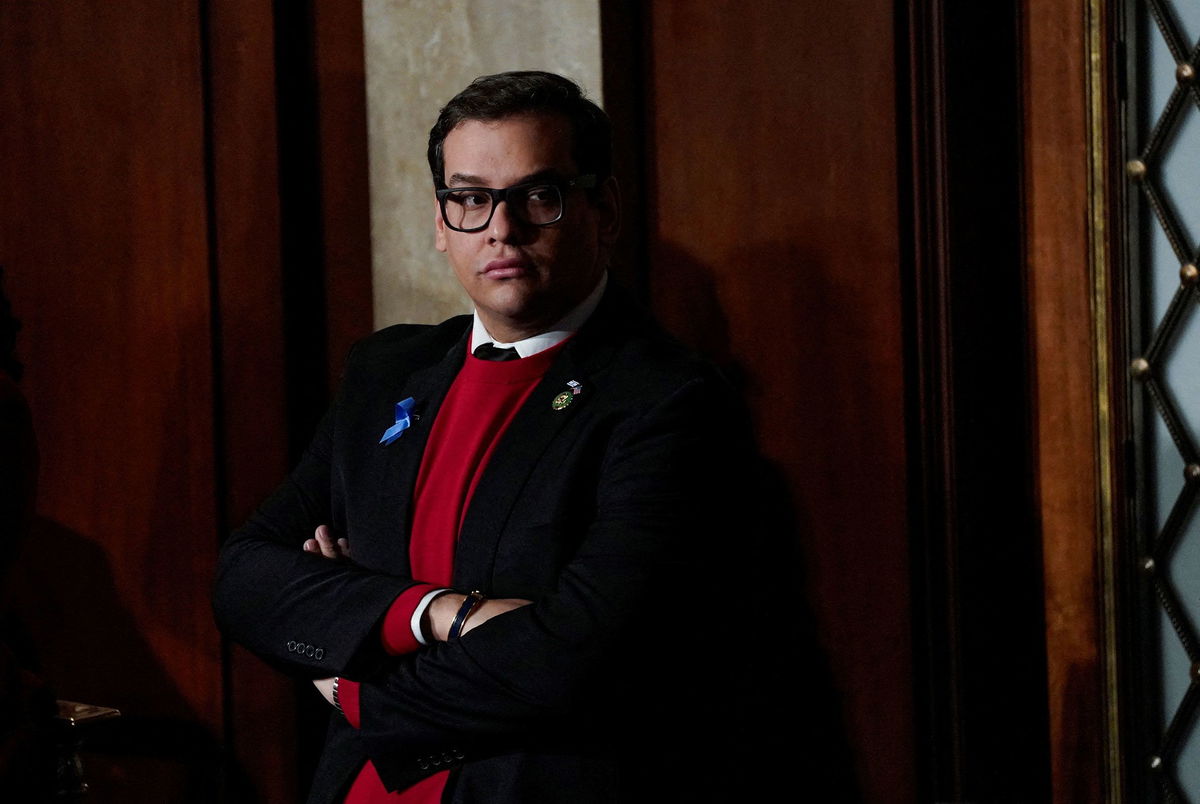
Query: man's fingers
xmin=307 ymin=525 xmax=349 ymax=560
xmin=316 ymin=532 xmax=339 ymax=559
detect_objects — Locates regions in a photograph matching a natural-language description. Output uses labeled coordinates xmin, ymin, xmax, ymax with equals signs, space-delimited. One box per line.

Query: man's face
xmin=434 ymin=113 xmax=619 ymax=343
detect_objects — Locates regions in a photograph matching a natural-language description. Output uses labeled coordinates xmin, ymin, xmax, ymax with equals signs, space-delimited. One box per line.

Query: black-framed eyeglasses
xmin=436 ymin=174 xmax=597 ymax=233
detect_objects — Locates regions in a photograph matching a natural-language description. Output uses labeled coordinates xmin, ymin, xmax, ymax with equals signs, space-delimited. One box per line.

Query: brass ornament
xmin=1182 ymin=262 xmax=1200 ymax=286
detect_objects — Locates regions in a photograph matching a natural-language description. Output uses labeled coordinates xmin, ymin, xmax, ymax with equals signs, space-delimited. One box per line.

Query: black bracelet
xmin=448 ymin=591 xmax=485 ymax=641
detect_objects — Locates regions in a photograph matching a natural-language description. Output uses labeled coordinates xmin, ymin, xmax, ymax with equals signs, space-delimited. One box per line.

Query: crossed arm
xmin=302 ymin=525 xmax=530 ymax=640
xmin=303 ymin=524 xmax=531 ymax=707
xmin=212 ymin=363 xmax=744 ymax=790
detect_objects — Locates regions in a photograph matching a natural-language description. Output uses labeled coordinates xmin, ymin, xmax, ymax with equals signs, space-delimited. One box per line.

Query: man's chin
xmin=479 ymin=304 xmax=562 ymax=341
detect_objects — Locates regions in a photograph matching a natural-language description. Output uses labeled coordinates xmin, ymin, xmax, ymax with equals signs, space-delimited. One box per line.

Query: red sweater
xmin=340 ymin=340 xmax=563 ymax=803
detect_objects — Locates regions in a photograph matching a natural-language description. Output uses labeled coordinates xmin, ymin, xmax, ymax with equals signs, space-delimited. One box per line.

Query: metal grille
xmin=1128 ymin=1 xmax=1200 ymax=800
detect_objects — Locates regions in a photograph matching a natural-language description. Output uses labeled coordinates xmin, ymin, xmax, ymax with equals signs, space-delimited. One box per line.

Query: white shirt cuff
xmin=411 ymin=587 xmax=452 ymax=646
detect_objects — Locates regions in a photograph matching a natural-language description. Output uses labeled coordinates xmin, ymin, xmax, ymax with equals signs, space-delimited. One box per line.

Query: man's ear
xmin=596 ymin=175 xmax=621 ymax=247
xmin=434 ymin=196 xmax=448 ymax=252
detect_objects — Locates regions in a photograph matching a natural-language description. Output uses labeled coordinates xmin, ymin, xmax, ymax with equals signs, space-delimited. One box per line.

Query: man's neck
xmin=472 ymin=272 xmax=607 ymax=358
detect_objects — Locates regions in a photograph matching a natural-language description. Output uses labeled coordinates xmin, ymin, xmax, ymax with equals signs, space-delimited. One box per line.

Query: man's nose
xmin=488 ymin=200 xmax=525 ymax=242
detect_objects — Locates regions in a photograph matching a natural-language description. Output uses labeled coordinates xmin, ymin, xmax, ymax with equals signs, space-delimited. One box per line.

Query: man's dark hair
xmin=427 ymin=70 xmax=612 ymax=190
xmin=0 ymin=267 xmax=22 ymax=382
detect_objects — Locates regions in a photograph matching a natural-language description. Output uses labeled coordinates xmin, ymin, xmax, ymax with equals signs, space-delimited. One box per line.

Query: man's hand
xmin=305 ymin=529 xmax=345 ymax=716
xmin=302 ymin=525 xmax=529 ymax=642
xmin=303 ymin=524 xmax=350 ymax=561
xmin=426 ymin=593 xmax=532 ymax=642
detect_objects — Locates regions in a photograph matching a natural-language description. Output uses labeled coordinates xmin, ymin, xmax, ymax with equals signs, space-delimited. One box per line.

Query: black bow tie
xmin=473 ymin=342 xmax=520 ymax=361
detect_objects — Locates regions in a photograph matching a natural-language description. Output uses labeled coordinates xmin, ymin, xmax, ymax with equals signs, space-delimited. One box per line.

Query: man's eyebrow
xmin=446 ymin=173 xmax=486 ymax=187
xmin=445 ymin=169 xmax=562 ymax=188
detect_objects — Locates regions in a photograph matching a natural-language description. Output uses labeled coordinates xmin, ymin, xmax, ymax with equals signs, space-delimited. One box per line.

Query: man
xmin=213 ymin=71 xmax=809 ymax=803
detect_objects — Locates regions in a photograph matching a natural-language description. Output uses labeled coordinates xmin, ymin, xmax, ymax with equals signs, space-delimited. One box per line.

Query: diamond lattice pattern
xmin=1130 ymin=1 xmax=1200 ymax=801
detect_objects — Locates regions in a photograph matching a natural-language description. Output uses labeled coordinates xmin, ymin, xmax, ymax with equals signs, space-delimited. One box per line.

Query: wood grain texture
xmin=312 ymin=0 xmax=376 ymax=387
xmin=0 ymin=1 xmax=223 ymax=799
xmin=205 ymin=0 xmax=299 ymax=800
xmin=645 ymin=3 xmax=914 ymax=801
xmin=1022 ymin=0 xmax=1106 ymax=800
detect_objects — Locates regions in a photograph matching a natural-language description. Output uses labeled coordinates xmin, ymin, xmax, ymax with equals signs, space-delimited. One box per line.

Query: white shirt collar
xmin=471 ymin=272 xmax=608 ymax=358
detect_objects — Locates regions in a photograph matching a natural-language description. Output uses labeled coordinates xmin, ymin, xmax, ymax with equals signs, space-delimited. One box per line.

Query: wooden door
xmin=637 ymin=3 xmax=915 ymax=801
xmin=0 ymin=1 xmax=371 ymax=800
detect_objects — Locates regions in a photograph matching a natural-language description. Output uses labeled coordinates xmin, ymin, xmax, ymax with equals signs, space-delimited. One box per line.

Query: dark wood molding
xmin=203 ymin=0 xmax=297 ymax=799
xmin=599 ymin=0 xmax=651 ymax=300
xmin=207 ymin=1 xmax=374 ymax=799
xmin=903 ymin=1 xmax=1053 ymax=800
xmin=311 ymin=0 xmax=375 ymax=385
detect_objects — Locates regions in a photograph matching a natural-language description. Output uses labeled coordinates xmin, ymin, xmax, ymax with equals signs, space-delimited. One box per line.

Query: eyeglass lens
xmin=441 ymin=183 xmax=563 ymax=231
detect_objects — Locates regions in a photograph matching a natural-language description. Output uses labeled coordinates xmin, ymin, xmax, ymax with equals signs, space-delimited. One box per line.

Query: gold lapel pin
xmin=552 ymin=380 xmax=583 ymax=411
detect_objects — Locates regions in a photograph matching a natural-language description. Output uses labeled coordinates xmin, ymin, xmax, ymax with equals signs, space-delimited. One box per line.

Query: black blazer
xmin=213 ymin=286 xmax=803 ymax=803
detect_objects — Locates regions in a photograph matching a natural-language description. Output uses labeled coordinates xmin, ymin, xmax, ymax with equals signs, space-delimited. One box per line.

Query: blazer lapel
xmin=371 ymin=328 xmax=468 ymax=575
xmin=453 ymin=302 xmax=626 ymax=587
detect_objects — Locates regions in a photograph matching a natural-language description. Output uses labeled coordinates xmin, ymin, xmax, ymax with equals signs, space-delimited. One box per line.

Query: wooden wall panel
xmin=645 ymin=3 xmax=913 ymax=801
xmin=903 ymin=3 xmax=1052 ymax=799
xmin=0 ymin=1 xmax=374 ymax=800
xmin=0 ymin=1 xmax=222 ymax=800
xmin=1023 ymin=0 xmax=1107 ymax=800
xmin=312 ymin=0 xmax=376 ymax=389
xmin=205 ymin=0 xmax=298 ymax=800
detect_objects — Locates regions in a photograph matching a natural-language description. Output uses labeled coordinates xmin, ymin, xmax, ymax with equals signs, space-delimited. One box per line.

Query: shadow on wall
xmin=0 ymin=280 xmax=257 ymax=802
xmin=4 ymin=515 xmax=258 ymax=802
xmin=743 ymin=453 xmax=865 ymax=802
xmin=635 ymin=241 xmax=865 ymax=801
xmin=0 ymin=350 xmax=57 ymax=801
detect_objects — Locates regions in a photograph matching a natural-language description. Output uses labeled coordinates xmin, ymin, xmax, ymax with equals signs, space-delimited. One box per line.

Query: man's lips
xmin=483 ymin=257 xmax=531 ymax=278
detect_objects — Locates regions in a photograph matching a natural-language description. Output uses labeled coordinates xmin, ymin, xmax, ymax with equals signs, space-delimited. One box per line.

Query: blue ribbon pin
xmin=379 ymin=397 xmax=416 ymax=445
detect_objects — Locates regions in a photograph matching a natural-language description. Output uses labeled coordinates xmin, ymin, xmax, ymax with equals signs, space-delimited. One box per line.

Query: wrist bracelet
xmin=448 ymin=591 xmax=485 ymax=641
xmin=332 ymin=676 xmax=343 ymax=716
